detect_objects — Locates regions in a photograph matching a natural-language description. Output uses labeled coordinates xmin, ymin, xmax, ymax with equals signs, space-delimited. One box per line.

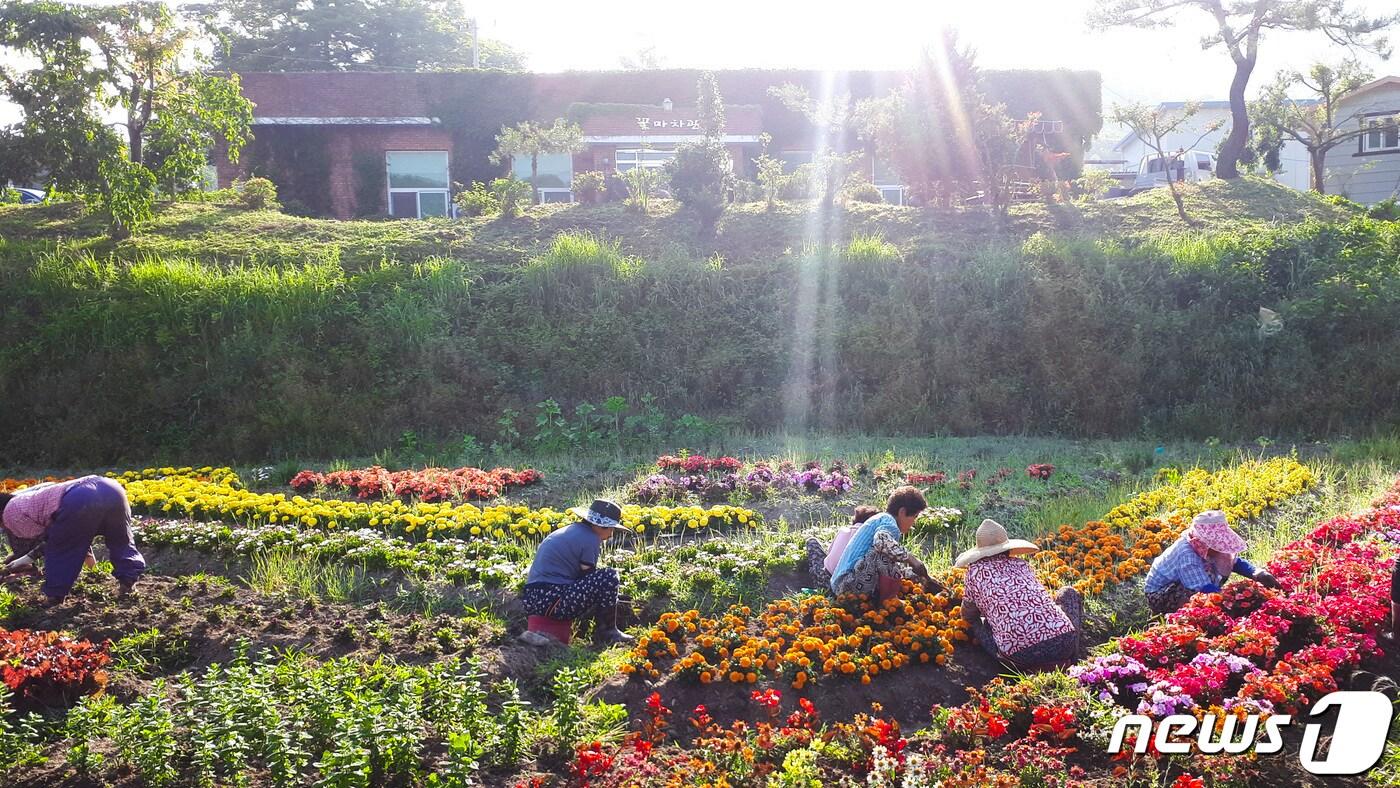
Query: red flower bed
xmin=0 ymin=629 xmax=110 ymax=709
xmin=1072 ymin=475 xmax=1400 ymax=717
xmin=655 ymin=454 xmax=742 ymax=474
xmin=290 ymin=465 xmax=542 ymax=502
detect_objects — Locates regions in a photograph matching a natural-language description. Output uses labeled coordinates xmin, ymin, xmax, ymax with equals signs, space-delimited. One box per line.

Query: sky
xmin=2 ymin=0 xmax=1396 ymax=147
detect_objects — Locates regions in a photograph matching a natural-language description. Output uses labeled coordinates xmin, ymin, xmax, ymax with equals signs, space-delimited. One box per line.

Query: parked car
xmin=1131 ymin=150 xmax=1216 ymax=193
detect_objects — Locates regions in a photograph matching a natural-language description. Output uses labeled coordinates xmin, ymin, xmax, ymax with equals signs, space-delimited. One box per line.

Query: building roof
xmin=237 ymin=72 xmax=451 ymax=120
xmin=1339 ymin=75 xmax=1400 ymax=105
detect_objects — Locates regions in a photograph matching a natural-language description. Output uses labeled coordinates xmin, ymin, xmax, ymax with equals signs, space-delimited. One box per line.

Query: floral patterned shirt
xmin=963 ymin=554 xmax=1073 ymax=656
xmin=1 ymin=477 xmax=93 ymax=540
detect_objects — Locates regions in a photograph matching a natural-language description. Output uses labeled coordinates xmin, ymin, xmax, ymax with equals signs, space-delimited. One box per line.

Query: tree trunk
xmin=530 ymin=156 xmax=539 ymax=204
xmin=128 ymin=121 xmax=143 ymax=167
xmin=1310 ymin=148 xmax=1327 ymax=194
xmin=1167 ymin=178 xmax=1189 ymax=223
xmin=1217 ymin=57 xmax=1257 ymax=179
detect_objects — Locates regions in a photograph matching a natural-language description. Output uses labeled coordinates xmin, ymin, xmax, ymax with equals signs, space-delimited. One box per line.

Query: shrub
xmin=490 ymin=177 xmax=532 ymax=218
xmin=92 ymin=154 xmax=157 ymax=239
xmin=572 ymin=171 xmax=606 ymax=205
xmin=844 ymin=180 xmax=883 ymax=203
xmin=454 ymin=181 xmax=499 ymax=217
xmin=1073 ymin=169 xmax=1115 ymax=201
xmin=1368 ymin=197 xmax=1400 ymax=221
xmin=527 ymin=231 xmax=643 ymax=283
xmin=234 ymin=177 xmax=279 ymax=211
xmin=667 ymin=138 xmax=733 ymax=233
xmin=622 ymin=167 xmax=664 ymax=213
xmin=844 ymin=234 xmax=900 ymax=265
xmin=778 ymin=163 xmax=813 ymax=199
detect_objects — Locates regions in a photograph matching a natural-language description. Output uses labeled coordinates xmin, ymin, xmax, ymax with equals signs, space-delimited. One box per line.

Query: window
xmin=1362 ymin=116 xmax=1400 ymax=153
xmin=1196 ymin=153 xmax=1213 ymax=171
xmin=614 ymin=149 xmax=675 ymax=172
xmin=386 ymin=151 xmax=449 ymax=218
xmin=511 ymin=152 xmax=574 ymax=201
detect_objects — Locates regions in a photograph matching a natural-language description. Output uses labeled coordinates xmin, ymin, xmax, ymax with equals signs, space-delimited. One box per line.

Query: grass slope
xmin=0 ymin=178 xmax=1355 ymax=271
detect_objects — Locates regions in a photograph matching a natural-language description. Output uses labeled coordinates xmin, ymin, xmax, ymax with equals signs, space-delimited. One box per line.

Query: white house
xmin=1323 ymin=76 xmax=1400 ymax=204
xmin=1105 ymin=101 xmax=1311 ymax=191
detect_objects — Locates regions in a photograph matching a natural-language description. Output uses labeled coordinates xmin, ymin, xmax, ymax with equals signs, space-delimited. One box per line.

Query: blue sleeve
xmin=1199 ymin=582 xmax=1222 ymax=593
xmin=1233 ymin=557 xmax=1257 ymax=578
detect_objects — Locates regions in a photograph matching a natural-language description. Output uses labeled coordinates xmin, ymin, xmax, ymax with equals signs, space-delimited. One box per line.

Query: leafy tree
xmin=190 ymin=0 xmax=526 ymax=72
xmin=753 ymin=132 xmax=785 ymax=211
xmin=855 ymin=31 xmax=1034 ymax=211
xmin=0 ymin=1 xmax=252 ymax=238
xmin=1112 ymin=101 xmax=1222 ymax=222
xmin=488 ymin=119 xmax=585 ymax=204
xmin=1089 ymin=0 xmax=1397 ymax=179
xmin=668 ymin=72 xmax=734 ymax=235
xmin=769 ymin=83 xmax=860 ymax=207
xmin=1250 ymin=61 xmax=1373 ymax=193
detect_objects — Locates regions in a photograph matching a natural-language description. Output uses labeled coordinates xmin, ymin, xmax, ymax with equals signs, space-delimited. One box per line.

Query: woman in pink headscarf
xmin=1143 ymin=510 xmax=1279 ymax=614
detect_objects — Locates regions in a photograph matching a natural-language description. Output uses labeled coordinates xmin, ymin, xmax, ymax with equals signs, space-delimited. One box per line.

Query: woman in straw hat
xmin=956 ymin=519 xmax=1083 ymax=668
xmin=1143 ymin=509 xmax=1278 ymax=614
xmin=521 ymin=499 xmax=634 ymax=645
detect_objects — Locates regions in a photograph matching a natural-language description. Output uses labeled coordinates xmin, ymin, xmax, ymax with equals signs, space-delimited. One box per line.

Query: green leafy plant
xmin=453 ymin=181 xmax=498 ymax=217
xmin=572 ymin=170 xmax=606 ymax=205
xmin=489 ymin=177 xmax=532 ymax=218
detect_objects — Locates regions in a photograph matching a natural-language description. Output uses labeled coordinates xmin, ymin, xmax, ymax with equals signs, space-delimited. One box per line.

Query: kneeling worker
xmin=522 ymin=499 xmax=634 ymax=645
xmin=0 ymin=475 xmax=146 ymax=604
xmin=1143 ymin=510 xmax=1278 ymax=615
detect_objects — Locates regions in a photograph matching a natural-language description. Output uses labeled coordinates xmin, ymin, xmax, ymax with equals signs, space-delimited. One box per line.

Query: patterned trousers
xmin=806 ymin=538 xmax=832 ymax=586
xmin=971 ymin=586 xmax=1084 ymax=669
xmin=521 ymin=568 xmax=620 ymax=621
xmin=832 ymin=533 xmax=913 ymax=598
xmin=1145 ymin=582 xmax=1197 ymax=615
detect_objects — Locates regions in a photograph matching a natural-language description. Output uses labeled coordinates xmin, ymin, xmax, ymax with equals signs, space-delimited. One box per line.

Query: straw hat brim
xmin=954 ymin=540 xmax=1039 ymax=569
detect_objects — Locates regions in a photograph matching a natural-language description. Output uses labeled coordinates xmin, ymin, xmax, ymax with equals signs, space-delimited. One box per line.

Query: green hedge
xmin=3 ymin=214 xmax=1399 ymax=462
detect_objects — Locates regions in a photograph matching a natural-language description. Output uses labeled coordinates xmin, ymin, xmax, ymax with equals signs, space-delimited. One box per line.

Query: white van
xmin=1132 ymin=149 xmax=1216 ymax=192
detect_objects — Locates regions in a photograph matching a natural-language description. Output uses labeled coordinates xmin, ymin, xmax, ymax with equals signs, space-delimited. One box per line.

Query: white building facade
xmin=1323 ymin=76 xmax=1400 ymax=205
xmin=1106 ymin=101 xmax=1311 ymax=191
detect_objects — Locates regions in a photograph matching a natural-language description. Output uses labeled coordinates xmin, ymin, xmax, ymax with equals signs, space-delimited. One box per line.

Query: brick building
xmin=220 ymin=68 xmax=1102 ymax=219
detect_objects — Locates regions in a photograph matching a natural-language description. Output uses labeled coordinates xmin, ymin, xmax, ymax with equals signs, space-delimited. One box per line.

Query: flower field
xmin=290 ymin=464 xmax=543 ymax=502
xmin=1 ymin=444 xmax=1395 ymax=787
xmin=625 ymin=458 xmax=1315 ymax=691
xmin=121 ymin=469 xmax=758 ymax=541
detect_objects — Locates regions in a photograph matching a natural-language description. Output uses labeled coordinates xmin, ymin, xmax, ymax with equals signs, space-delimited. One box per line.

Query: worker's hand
xmin=1253 ymin=570 xmax=1281 ymax=589
xmin=923 ymin=577 xmax=946 ymax=595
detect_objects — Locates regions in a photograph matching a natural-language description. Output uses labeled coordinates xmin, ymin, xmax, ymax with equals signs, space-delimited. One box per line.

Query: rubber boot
xmin=593 ymin=603 xmax=634 ymax=646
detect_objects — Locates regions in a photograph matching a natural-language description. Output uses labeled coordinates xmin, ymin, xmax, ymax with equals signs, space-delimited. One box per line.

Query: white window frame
xmin=385 ymin=150 xmax=451 ymax=218
xmin=1361 ymin=114 xmax=1400 ymax=153
xmin=537 ymin=187 xmax=574 ymax=203
xmin=615 ymin=148 xmax=675 ymax=172
xmin=871 ymin=158 xmax=905 ymax=205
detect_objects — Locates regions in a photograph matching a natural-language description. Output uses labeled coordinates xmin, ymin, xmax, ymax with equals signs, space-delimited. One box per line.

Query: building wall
xmin=1112 ymin=107 xmax=1311 ymax=190
xmin=221 ymin=124 xmax=455 ymax=218
xmin=1324 ymin=83 xmax=1400 ymax=204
